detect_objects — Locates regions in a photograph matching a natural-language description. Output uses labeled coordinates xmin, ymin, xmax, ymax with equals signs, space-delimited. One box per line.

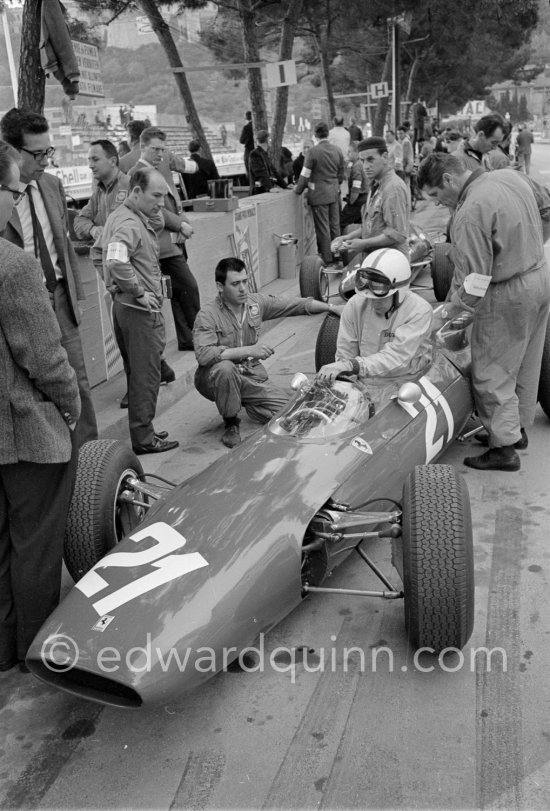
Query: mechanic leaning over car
xmin=316 ymin=248 xmax=433 ymax=384
xmin=331 ymin=136 xmax=410 ymax=261
xmin=193 ymin=257 xmax=341 ymax=448
xmin=102 ymin=166 xmax=178 ymax=456
xmin=417 ymin=152 xmax=550 ymax=472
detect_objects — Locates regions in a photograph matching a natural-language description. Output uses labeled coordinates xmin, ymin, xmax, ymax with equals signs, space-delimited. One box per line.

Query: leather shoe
xmin=160 ymin=360 xmax=176 ymax=384
xmin=0 ymin=657 xmax=17 ymax=672
xmin=18 ymin=660 xmax=30 ymax=674
xmin=475 ymin=427 xmax=528 ymax=450
xmin=120 ymin=391 xmax=129 ymax=409
xmin=221 ymin=424 xmax=241 ymax=448
xmin=133 ymin=437 xmax=179 ymax=455
xmin=464 ymin=446 xmax=520 ymax=471
xmin=155 ymin=431 xmax=169 ymax=440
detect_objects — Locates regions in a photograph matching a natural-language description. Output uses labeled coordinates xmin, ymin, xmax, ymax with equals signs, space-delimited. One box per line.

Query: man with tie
xmin=0 ymin=108 xmax=97 ymax=446
xmin=129 ymin=126 xmax=200 ymax=351
xmin=331 ymin=136 xmax=410 ymax=262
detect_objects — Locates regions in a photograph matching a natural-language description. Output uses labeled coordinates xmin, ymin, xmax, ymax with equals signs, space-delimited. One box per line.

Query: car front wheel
xmin=64 ymin=439 xmax=147 ymax=581
xmin=402 ymin=464 xmax=474 ymax=653
xmin=299 ymin=255 xmax=329 ymax=302
xmin=537 ymin=315 xmax=550 ymax=419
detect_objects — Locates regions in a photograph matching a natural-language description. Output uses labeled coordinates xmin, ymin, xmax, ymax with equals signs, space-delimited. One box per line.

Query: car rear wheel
xmin=537 ymin=316 xmax=550 ymax=419
xmin=431 ymin=243 xmax=454 ymax=302
xmin=314 ymin=313 xmax=340 ymax=371
xmin=64 ymin=439 xmax=147 ymax=581
xmin=300 ymin=255 xmax=329 ymax=302
xmin=402 ymin=464 xmax=474 ymax=653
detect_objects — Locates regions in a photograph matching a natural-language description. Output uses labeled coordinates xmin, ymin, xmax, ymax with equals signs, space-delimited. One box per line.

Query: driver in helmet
xmin=316 ymin=248 xmax=433 ymax=383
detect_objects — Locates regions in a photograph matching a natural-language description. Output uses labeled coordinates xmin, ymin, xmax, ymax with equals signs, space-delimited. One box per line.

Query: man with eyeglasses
xmin=0 ymin=108 xmax=97 ymax=446
xmin=316 ymin=248 xmax=433 ymax=385
xmin=0 ymin=139 xmax=80 ymax=673
xmin=129 ymin=126 xmax=201 ymax=352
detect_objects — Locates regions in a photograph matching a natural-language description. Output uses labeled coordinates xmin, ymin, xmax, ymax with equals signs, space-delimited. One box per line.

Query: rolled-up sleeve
xmin=381 ymin=183 xmax=409 ymax=246
xmin=260 ymin=294 xmax=312 ymax=319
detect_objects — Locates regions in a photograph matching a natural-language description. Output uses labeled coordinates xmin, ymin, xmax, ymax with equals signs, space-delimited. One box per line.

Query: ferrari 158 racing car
xmin=26 ymin=313 xmax=485 ymax=708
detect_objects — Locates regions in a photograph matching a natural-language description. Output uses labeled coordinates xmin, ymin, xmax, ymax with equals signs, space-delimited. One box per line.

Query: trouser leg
xmin=160 ymin=254 xmax=201 ymax=349
xmin=472 ymin=274 xmax=550 ymax=446
xmin=53 ymin=283 xmax=98 ymax=446
xmin=311 ymin=204 xmax=333 ymax=265
xmin=328 ymin=200 xmax=341 ymax=243
xmin=195 ymin=361 xmax=244 ymax=420
xmin=0 ymin=449 xmax=76 ymax=660
xmin=240 ymin=376 xmax=290 ymax=423
xmin=114 ymin=302 xmax=164 ymax=448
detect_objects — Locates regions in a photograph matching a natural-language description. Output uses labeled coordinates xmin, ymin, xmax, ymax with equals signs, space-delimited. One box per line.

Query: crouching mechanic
xmin=194 ymin=257 xmax=340 ymax=448
xmin=317 ymin=249 xmax=433 ymax=384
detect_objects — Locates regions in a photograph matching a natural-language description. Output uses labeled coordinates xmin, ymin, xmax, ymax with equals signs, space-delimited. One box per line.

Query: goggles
xmin=356 ymin=268 xmax=394 ymax=297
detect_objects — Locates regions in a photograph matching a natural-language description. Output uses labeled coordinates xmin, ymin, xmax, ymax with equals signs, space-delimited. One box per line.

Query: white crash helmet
xmin=356 ymin=248 xmax=411 ymax=300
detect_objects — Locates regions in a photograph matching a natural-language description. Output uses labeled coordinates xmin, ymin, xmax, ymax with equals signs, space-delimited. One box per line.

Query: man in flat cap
xmin=331 ymin=135 xmax=410 ymax=261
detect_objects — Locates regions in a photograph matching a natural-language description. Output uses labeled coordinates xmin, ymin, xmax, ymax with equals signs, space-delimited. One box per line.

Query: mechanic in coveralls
xmin=316 ymin=248 xmax=433 ymax=384
xmin=417 ymin=152 xmax=550 ymax=472
xmin=329 ymin=136 xmax=410 ymax=275
xmin=194 ymin=257 xmax=339 ymax=448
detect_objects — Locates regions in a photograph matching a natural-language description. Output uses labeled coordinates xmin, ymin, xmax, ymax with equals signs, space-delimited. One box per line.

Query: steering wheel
xmin=291 ymin=407 xmax=331 ymax=423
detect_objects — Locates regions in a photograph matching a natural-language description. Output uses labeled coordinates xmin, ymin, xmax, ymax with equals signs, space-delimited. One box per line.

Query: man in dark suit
xmin=294 ymin=121 xmax=345 ymax=265
xmin=129 ymin=126 xmax=200 ymax=351
xmin=0 ymin=108 xmax=97 ymax=446
xmin=248 ymin=130 xmax=287 ymax=195
xmin=0 ymin=140 xmax=80 ymax=672
xmin=183 ymin=139 xmax=219 ymax=199
xmin=239 ymin=110 xmax=254 ymax=179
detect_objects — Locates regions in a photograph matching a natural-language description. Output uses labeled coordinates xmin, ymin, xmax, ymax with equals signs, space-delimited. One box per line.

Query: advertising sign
xmin=72 ymin=40 xmax=104 ymax=97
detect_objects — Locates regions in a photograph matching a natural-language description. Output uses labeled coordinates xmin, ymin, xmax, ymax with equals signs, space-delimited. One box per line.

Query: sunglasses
xmin=20 ymin=146 xmax=56 ymax=161
xmin=0 ymin=184 xmax=25 ymax=204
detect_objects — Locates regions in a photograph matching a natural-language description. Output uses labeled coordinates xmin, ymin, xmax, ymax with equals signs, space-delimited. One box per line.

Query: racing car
xmin=299 ymin=224 xmax=451 ymax=303
xmin=27 ymin=313 xmax=479 ymax=709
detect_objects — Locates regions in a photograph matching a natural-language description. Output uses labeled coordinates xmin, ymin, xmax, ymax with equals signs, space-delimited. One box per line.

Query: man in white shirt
xmin=328 ymin=116 xmax=351 ymax=156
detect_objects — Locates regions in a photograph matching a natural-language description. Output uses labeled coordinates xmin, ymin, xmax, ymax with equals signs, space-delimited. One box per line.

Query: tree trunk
xmin=373 ymin=46 xmax=392 ymax=136
xmin=269 ymin=0 xmax=303 ymax=166
xmin=320 ymin=40 xmax=336 ymax=121
xmin=403 ymin=55 xmax=420 ymax=121
xmin=239 ymin=0 xmax=267 ymax=134
xmin=18 ymin=0 xmax=45 ymax=112
xmin=140 ymin=0 xmax=212 ymax=160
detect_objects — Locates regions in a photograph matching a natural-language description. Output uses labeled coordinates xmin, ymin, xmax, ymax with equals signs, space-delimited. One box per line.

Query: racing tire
xmin=314 ymin=313 xmax=340 ymax=371
xmin=64 ymin=439 xmax=146 ymax=582
xmin=431 ymin=243 xmax=454 ymax=302
xmin=402 ymin=464 xmax=474 ymax=653
xmin=299 ymin=255 xmax=329 ymax=302
xmin=537 ymin=316 xmax=550 ymax=420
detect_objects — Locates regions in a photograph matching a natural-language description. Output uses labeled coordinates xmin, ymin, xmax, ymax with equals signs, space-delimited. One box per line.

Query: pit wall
xmin=77 ymin=191 xmax=318 ymax=387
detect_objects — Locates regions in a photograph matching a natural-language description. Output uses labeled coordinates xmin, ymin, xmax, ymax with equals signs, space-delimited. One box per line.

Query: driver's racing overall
xmin=317 ymin=249 xmax=433 ymax=383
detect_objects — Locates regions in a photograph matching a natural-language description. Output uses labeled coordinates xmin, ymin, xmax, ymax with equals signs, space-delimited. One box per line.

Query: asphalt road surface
xmin=1 ymin=147 xmax=550 ymax=810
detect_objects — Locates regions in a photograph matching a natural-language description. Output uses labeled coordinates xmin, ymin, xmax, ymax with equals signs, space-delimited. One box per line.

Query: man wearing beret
xmin=331 ymin=136 xmax=410 ymax=261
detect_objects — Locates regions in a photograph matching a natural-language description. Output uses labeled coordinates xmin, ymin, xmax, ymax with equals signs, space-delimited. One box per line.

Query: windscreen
xmin=270 ymin=379 xmax=374 ymax=440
